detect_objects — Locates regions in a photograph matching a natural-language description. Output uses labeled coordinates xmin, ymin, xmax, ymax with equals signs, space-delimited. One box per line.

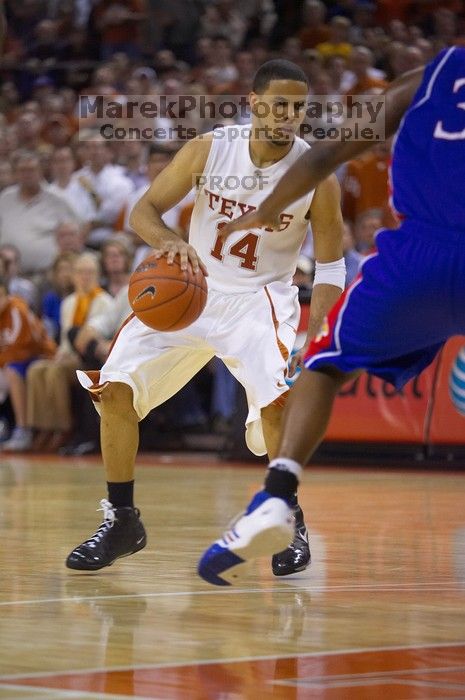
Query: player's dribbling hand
xmin=219 ymin=202 xmax=282 ymax=240
xmin=153 ymin=240 xmax=208 ymax=276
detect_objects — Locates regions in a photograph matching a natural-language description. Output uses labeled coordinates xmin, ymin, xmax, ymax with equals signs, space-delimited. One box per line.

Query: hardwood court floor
xmin=1 ymin=454 xmax=465 ymax=699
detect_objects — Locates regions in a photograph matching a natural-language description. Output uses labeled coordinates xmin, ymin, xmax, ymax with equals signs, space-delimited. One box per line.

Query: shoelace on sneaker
xmin=84 ymin=499 xmax=116 ymax=546
xmin=288 ymin=526 xmax=308 ymax=550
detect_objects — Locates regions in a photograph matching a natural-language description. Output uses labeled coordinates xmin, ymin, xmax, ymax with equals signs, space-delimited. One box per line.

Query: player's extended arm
xmin=220 ymin=66 xmax=424 ymax=237
xmin=307 ymin=175 xmax=345 ymax=339
xmin=129 ymin=134 xmax=212 ymax=273
xmin=289 ymin=175 xmax=345 ymax=376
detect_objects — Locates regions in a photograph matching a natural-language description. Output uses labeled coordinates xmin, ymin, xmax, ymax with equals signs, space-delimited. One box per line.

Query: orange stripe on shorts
xmin=264 ymin=286 xmax=289 ymax=363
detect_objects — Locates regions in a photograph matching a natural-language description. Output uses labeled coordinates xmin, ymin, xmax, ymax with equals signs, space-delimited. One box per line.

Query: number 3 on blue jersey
xmin=434 ymin=77 xmax=465 ymax=140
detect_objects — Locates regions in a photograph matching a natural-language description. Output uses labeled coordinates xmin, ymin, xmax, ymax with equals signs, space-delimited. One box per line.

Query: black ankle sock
xmin=107 ymin=481 xmax=134 ymax=509
xmin=264 ymin=468 xmax=298 ymax=502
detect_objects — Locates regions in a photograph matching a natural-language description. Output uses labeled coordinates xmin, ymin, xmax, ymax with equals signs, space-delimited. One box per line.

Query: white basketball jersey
xmin=189 ymin=125 xmax=314 ymax=293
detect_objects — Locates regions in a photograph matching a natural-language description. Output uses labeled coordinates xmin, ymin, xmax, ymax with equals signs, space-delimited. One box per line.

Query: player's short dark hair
xmin=252 ymin=59 xmax=309 ymax=94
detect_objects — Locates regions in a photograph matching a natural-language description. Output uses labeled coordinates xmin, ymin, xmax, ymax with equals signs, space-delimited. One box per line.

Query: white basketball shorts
xmin=77 ymin=281 xmax=300 ymax=456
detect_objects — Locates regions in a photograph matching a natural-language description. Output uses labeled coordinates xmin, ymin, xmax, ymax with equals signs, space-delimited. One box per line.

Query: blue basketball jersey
xmin=391 ymin=46 xmax=465 ymax=231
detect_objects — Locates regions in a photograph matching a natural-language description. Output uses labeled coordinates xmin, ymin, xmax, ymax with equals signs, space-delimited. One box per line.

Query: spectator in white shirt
xmin=0 ymin=151 xmax=77 ymax=274
xmin=48 ymin=146 xmax=97 ymax=231
xmin=75 ymin=139 xmax=134 ymax=247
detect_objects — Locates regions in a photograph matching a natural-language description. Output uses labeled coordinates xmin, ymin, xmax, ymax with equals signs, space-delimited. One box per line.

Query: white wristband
xmin=313 ymin=257 xmax=346 ymax=291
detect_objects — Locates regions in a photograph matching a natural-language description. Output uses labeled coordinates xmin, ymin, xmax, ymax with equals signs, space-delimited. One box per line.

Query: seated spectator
xmin=0 ymin=244 xmax=38 ymax=310
xmin=342 ymin=142 xmax=391 ymax=225
xmin=27 ymin=253 xmax=114 ymax=452
xmin=0 ymin=151 xmax=77 ymax=275
xmin=48 ymin=146 xmax=97 ymax=228
xmin=13 ymin=111 xmax=49 ymax=155
xmin=297 ymin=0 xmax=330 ymax=50
xmin=325 ymin=54 xmax=354 ymax=94
xmin=342 ymin=221 xmax=363 ymax=286
xmin=316 ymin=16 xmax=353 ymax=60
xmin=217 ymin=50 xmax=255 ymax=95
xmin=55 ymin=220 xmax=87 ymax=256
xmin=101 ymin=237 xmax=132 ymax=298
xmin=199 ymin=37 xmax=238 ymax=86
xmin=119 ymin=141 xmax=149 ymax=190
xmin=73 ymin=284 xmax=132 ymax=368
xmin=201 ymin=5 xmax=246 ymax=49
xmin=353 ymin=208 xmax=383 ymax=255
xmin=345 ymin=46 xmax=388 ymax=95
xmin=41 ymin=252 xmax=76 ymax=342
xmin=74 ymin=138 xmax=134 ymax=247
xmin=93 ymin=0 xmax=147 ymax=60
xmin=25 ymin=19 xmax=61 ymax=63
xmin=0 ymin=81 xmax=21 ymax=126
xmin=0 ymin=275 xmax=56 ymax=451
xmin=41 ymin=114 xmax=74 ymax=150
xmin=64 ymin=282 xmax=132 ymax=454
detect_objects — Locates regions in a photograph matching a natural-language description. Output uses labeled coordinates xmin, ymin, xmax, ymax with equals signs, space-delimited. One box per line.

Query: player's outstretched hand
xmin=153 ymin=239 xmax=208 ymax=276
xmin=288 ymin=340 xmax=310 ymax=378
xmin=288 ymin=350 xmax=302 ymax=378
xmin=219 ymin=202 xmax=282 ymax=240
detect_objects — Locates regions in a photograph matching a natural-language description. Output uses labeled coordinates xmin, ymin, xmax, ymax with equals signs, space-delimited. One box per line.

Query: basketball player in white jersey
xmin=66 ymin=60 xmax=346 ymax=577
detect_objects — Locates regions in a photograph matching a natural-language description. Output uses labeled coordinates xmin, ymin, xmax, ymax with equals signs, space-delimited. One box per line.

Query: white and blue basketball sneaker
xmin=198 ymin=490 xmax=294 ymax=586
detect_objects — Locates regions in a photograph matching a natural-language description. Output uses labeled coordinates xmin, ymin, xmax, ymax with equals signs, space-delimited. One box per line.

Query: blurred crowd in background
xmin=0 ymin=0 xmax=463 ymax=455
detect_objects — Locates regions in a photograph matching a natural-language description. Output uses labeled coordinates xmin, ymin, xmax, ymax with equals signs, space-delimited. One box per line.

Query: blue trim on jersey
xmin=304 ymin=221 xmax=465 ymax=389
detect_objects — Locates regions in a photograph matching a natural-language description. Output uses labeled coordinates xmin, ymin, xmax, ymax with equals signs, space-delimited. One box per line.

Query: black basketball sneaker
xmin=272 ymin=503 xmax=311 ymax=576
xmin=66 ymin=499 xmax=147 ymax=571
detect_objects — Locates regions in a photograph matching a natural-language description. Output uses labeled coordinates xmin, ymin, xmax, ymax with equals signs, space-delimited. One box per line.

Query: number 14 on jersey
xmin=210 ymin=222 xmax=260 ymax=271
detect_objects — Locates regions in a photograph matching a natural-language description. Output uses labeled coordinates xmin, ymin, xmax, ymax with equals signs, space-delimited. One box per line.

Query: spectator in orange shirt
xmin=342 ymin=142 xmax=391 ymax=225
xmin=346 ymin=46 xmax=388 ymax=95
xmin=297 ymin=0 xmax=330 ymax=50
xmin=93 ymin=0 xmax=146 ymax=60
xmin=0 ymin=275 xmax=56 ymax=451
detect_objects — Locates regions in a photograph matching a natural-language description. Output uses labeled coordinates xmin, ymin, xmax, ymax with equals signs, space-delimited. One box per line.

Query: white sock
xmin=268 ymin=458 xmax=303 ymax=481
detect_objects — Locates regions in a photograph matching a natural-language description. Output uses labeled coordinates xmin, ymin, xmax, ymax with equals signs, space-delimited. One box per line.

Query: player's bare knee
xmin=261 ymin=401 xmax=283 ymax=425
xmin=100 ymin=382 xmax=137 ymax=418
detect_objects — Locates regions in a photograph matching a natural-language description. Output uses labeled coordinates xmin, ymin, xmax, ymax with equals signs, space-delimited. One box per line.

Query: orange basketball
xmin=128 ymin=253 xmax=208 ymax=331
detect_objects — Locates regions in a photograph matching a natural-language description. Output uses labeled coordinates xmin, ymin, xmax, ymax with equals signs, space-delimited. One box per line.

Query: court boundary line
xmin=0 ymin=682 xmax=157 ymax=700
xmin=1 ymin=641 xmax=465 ymax=682
xmin=1 ymin=580 xmax=464 ymax=608
xmin=0 ymin=683 xmax=160 ymax=700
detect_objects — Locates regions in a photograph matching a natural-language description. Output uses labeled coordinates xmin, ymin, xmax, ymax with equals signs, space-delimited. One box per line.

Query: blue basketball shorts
xmin=304 ymin=220 xmax=465 ymax=390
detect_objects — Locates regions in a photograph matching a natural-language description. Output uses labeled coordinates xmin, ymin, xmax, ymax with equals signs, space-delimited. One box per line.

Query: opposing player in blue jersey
xmin=198 ymin=46 xmax=465 ymax=585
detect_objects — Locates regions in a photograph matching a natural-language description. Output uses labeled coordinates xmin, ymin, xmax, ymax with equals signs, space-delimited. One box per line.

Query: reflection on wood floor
xmin=1 ymin=454 xmax=465 ymax=699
